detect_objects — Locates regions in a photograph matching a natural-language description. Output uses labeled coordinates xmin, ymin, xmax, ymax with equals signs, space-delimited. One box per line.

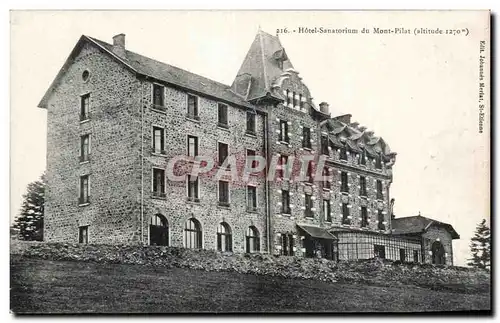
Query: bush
xmin=10 ymin=240 xmax=490 ymax=293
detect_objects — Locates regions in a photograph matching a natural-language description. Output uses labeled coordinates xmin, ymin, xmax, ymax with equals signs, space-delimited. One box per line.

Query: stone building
xmin=38 ymin=30 xmax=459 ymax=265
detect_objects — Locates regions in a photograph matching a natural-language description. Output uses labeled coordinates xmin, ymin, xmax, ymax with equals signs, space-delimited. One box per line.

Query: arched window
xmin=149 ymin=214 xmax=168 ymax=246
xmin=431 ymin=241 xmax=446 ymax=265
xmin=184 ymin=218 xmax=202 ymax=249
xmin=217 ymin=222 xmax=232 ymax=252
xmin=246 ymin=226 xmax=260 ymax=253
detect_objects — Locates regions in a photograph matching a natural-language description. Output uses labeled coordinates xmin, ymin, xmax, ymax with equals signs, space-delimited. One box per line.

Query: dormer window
xmin=359 ymin=149 xmax=367 ymax=166
xmin=339 ymin=146 xmax=348 ymax=161
xmin=285 ymin=89 xmax=291 ymax=106
xmin=273 ymin=48 xmax=288 ymax=70
xmin=375 ymin=154 xmax=383 ymax=169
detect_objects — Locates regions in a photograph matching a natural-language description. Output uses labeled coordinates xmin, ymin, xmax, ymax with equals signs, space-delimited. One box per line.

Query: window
xmin=374 ymin=245 xmax=386 ymax=258
xmin=184 ymin=218 xmax=202 ymax=249
xmin=218 ymin=142 xmax=229 ymax=167
xmin=341 ymin=172 xmax=349 ymax=193
xmin=79 ymin=175 xmax=89 ymax=204
xmin=150 ymin=214 xmax=168 ymax=246
xmin=277 ymin=155 xmax=288 ymax=179
xmin=292 ymin=92 xmax=298 ymax=107
xmin=302 ymin=127 xmax=312 ymax=149
xmin=279 ymin=120 xmax=289 ymax=143
xmin=246 ymin=149 xmax=258 ymax=169
xmin=342 ymin=203 xmax=350 ymax=225
xmin=277 ymin=60 xmax=283 ymax=70
xmin=152 ymin=84 xmax=164 ymax=107
xmin=78 ymin=226 xmax=88 ymax=244
xmin=299 ymin=94 xmax=304 ymax=110
xmin=246 ymin=111 xmax=256 ymax=135
xmin=285 ymin=89 xmax=291 ymax=106
xmin=360 ymin=176 xmax=367 ymax=197
xmin=217 ymin=222 xmax=232 ymax=252
xmin=400 ymin=249 xmax=406 ymax=262
xmin=218 ymin=180 xmax=230 ymax=206
xmin=376 ymin=180 xmax=383 ymax=200
xmin=339 ymin=146 xmax=348 ymax=161
xmin=281 ymin=233 xmax=294 ymax=256
xmin=247 ymin=185 xmax=257 ymax=211
xmin=375 ymin=154 xmax=382 ymax=169
xmin=359 ymin=149 xmax=367 ymax=166
xmin=80 ymin=134 xmax=90 ymax=162
xmin=80 ymin=93 xmax=90 ymax=121
xmin=187 ymin=175 xmax=199 ymax=201
xmin=321 ymin=135 xmax=329 ymax=155
xmin=152 ymin=168 xmax=165 ymax=197
xmin=304 ymin=194 xmax=313 ymax=218
xmin=361 ymin=207 xmax=368 ymax=227
xmin=246 ymin=226 xmax=260 ymax=253
xmin=281 ymin=190 xmax=291 ymax=214
xmin=187 ymin=135 xmax=198 ymax=157
xmin=306 ymin=161 xmax=314 ymax=184
xmin=323 ymin=199 xmax=332 ymax=222
xmin=323 ymin=167 xmax=331 ymax=190
xmin=187 ymin=94 xmax=199 ymax=119
xmin=217 ymin=103 xmax=228 ymax=128
xmin=82 ymin=70 xmax=90 ymax=82
xmin=413 ymin=250 xmax=419 ymax=263
xmin=152 ymin=127 xmax=165 ymax=154
xmin=377 ymin=210 xmax=385 ymax=230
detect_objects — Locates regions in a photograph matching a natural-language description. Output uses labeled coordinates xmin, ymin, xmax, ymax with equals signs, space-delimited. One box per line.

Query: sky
xmin=10 ymin=10 xmax=490 ymax=265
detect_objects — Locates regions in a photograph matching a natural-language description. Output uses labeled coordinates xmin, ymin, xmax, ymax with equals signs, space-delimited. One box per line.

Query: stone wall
xmin=266 ymin=72 xmax=394 ymax=257
xmin=139 ymin=81 xmax=268 ymax=252
xmin=11 ymin=241 xmax=489 ymax=294
xmin=422 ymin=226 xmax=454 ymax=265
xmin=44 ymin=42 xmax=142 ymax=244
xmin=43 ymin=38 xmax=397 ymax=255
xmin=267 ymin=72 xmax=321 ymax=256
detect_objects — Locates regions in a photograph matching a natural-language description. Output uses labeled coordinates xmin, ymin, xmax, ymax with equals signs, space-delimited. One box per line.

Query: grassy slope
xmin=10 ymin=256 xmax=490 ymax=313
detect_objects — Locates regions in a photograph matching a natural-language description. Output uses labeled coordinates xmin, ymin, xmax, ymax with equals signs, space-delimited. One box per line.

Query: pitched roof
xmin=326 ymin=117 xmax=397 ymax=159
xmin=38 ymin=35 xmax=253 ymax=109
xmin=231 ymin=29 xmax=295 ymax=102
xmin=297 ymin=224 xmax=337 ymax=240
xmin=391 ymin=215 xmax=460 ymax=239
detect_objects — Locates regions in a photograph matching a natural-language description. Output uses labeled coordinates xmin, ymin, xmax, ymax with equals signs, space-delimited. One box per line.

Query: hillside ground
xmin=10 ymin=256 xmax=490 ymax=314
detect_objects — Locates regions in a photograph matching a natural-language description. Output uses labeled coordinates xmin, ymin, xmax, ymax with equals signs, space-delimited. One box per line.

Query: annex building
xmin=38 ymin=30 xmax=459 ymax=265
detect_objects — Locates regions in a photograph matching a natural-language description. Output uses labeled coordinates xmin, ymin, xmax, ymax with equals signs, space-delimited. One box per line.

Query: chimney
xmin=112 ymin=33 xmax=126 ymax=58
xmin=319 ymin=102 xmax=330 ymax=114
